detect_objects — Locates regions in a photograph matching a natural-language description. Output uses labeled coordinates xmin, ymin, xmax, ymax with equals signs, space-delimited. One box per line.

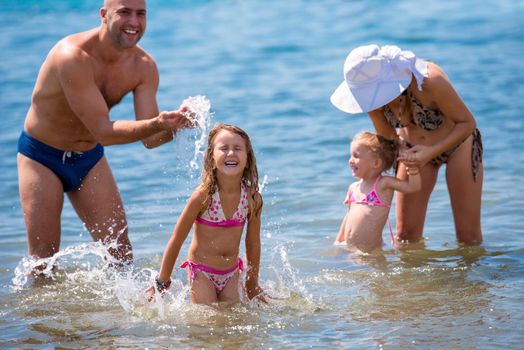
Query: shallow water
xmin=1 ymin=0 xmax=524 ymax=349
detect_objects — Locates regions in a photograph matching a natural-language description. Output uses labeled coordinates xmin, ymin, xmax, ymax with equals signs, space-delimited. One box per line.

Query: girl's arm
xmin=157 ymin=189 xmax=205 ymax=283
xmin=335 ymin=184 xmax=353 ymax=244
xmin=343 ymin=183 xmax=353 ymax=206
xmin=245 ymin=192 xmax=264 ymax=301
xmin=382 ymin=167 xmax=422 ymax=194
xmin=335 ymin=213 xmax=349 ymax=244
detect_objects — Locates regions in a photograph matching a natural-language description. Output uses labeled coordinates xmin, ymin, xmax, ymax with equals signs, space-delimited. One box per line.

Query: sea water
xmin=1 ymin=0 xmax=523 ymax=349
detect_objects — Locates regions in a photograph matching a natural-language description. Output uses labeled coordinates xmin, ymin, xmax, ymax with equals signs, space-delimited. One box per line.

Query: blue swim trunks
xmin=18 ymin=131 xmax=104 ymax=192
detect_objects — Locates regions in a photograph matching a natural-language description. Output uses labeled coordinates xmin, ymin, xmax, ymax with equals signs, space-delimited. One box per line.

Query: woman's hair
xmin=201 ymin=123 xmax=262 ymax=218
xmin=352 ymin=131 xmax=400 ymax=171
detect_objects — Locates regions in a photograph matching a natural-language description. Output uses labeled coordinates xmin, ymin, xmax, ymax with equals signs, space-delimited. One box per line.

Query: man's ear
xmin=100 ymin=7 xmax=107 ymax=23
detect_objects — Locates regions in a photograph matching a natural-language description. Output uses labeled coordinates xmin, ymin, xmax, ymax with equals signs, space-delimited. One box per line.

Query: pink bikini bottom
xmin=180 ymin=258 xmax=244 ymax=293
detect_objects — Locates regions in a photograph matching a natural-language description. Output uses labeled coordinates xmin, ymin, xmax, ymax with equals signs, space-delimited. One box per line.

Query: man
xmin=17 ymin=0 xmax=189 ymax=267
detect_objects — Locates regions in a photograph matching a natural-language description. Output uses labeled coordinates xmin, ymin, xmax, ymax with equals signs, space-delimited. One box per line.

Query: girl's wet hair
xmin=352 ymin=131 xmax=400 ymax=171
xmin=201 ymin=123 xmax=261 ymax=217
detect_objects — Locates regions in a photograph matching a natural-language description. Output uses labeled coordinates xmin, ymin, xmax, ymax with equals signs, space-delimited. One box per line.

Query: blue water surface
xmin=1 ymin=0 xmax=523 ymax=349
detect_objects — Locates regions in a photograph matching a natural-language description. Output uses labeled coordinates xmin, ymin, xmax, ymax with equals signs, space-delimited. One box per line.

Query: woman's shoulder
xmin=419 ymin=61 xmax=456 ymax=102
xmin=425 ymin=62 xmax=452 ymax=87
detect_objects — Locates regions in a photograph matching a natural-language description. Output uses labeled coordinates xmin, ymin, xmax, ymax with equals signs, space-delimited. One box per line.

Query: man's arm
xmin=56 ymin=43 xmax=183 ymax=146
xmin=132 ymin=55 xmax=176 ymax=149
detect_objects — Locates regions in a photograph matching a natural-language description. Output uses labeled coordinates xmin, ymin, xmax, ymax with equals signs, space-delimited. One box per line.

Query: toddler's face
xmin=212 ymin=130 xmax=248 ymax=177
xmin=349 ymin=142 xmax=378 ymax=178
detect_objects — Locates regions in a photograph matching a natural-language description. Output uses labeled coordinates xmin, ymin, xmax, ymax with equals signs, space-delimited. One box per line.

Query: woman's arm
xmin=399 ymin=63 xmax=476 ymax=167
xmin=428 ymin=62 xmax=476 ymax=152
xmin=368 ymin=109 xmax=398 ymax=140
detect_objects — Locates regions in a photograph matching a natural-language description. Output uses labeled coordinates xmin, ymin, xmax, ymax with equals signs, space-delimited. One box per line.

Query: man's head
xmin=100 ymin=0 xmax=146 ymax=49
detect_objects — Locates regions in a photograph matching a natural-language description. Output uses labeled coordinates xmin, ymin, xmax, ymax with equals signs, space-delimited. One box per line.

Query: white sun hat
xmin=330 ymin=44 xmax=428 ymax=114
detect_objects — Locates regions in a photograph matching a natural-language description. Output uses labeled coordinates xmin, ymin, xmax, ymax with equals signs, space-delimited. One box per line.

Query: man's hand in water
xmin=157 ymin=106 xmax=194 ymax=132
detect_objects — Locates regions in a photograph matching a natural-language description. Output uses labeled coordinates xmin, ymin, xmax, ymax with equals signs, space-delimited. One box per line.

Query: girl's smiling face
xmin=348 ymin=141 xmax=380 ymax=179
xmin=212 ymin=130 xmax=248 ymax=177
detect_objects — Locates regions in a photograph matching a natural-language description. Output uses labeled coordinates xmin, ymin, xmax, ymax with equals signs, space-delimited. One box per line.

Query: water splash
xmin=179 ymin=95 xmax=213 ymax=171
xmin=259 ymin=174 xmax=269 ymax=193
xmin=10 ymin=239 xmax=319 ymax=327
xmin=268 ymin=245 xmax=315 ymax=306
xmin=11 ymin=241 xmax=119 ymax=291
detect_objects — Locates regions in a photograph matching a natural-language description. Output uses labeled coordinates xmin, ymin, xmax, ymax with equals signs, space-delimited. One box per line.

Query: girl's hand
xmin=145 ymin=285 xmax=156 ymax=302
xmin=247 ymin=284 xmax=268 ymax=304
xmin=145 ymin=276 xmax=172 ymax=302
xmin=145 ymin=284 xmax=170 ymax=302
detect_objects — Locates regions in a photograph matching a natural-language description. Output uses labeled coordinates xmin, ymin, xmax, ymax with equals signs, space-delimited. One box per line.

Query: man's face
xmin=102 ymin=0 xmax=146 ymax=49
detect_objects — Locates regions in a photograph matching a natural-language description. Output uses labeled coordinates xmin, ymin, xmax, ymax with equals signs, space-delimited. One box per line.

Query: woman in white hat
xmin=331 ymin=44 xmax=483 ymax=245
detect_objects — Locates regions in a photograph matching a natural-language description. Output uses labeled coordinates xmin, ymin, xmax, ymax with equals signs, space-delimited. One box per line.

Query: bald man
xmin=18 ymin=0 xmax=189 ymax=268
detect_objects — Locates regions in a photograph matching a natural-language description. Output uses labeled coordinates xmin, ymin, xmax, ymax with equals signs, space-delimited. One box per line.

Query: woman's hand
xmin=398 ymin=144 xmax=434 ymax=168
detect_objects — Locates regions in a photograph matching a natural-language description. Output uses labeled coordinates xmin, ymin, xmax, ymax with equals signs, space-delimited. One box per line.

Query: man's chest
xmin=94 ymin=64 xmax=140 ymax=108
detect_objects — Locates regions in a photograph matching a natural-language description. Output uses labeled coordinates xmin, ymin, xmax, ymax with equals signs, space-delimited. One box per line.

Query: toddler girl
xmin=335 ymin=131 xmax=421 ymax=253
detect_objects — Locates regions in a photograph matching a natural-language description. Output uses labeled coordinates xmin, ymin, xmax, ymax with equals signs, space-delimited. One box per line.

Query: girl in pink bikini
xmin=335 ymin=131 xmax=421 ymax=253
xmin=148 ymin=123 xmax=264 ymax=304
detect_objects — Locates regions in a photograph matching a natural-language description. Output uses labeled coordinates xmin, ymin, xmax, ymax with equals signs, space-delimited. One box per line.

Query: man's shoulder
xmin=51 ymin=30 xmax=96 ymax=64
xmin=133 ymin=45 xmax=157 ymax=68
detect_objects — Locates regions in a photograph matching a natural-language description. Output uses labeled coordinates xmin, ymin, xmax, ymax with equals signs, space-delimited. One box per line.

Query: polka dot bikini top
xmin=195 ymin=182 xmax=249 ymax=228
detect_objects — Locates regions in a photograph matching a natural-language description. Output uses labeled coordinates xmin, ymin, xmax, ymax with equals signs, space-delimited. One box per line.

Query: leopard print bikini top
xmin=383 ymin=90 xmax=444 ymax=130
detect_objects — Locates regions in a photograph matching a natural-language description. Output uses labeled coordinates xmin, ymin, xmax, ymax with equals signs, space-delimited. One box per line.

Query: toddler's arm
xmin=385 ymin=166 xmax=421 ymax=194
xmin=335 ymin=183 xmax=353 ymax=244
xmin=335 ymin=213 xmax=349 ymax=245
xmin=405 ymin=167 xmax=422 ymax=192
xmin=343 ymin=185 xmax=351 ymax=205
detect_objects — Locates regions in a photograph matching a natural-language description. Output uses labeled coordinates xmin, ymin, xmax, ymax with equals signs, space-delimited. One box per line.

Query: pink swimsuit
xmin=349 ymin=175 xmax=395 ymax=243
xmin=195 ymin=182 xmax=249 ymax=227
xmin=349 ymin=175 xmax=390 ymax=208
xmin=180 ymin=258 xmax=244 ymax=293
xmin=182 ymin=183 xmax=249 ymax=293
